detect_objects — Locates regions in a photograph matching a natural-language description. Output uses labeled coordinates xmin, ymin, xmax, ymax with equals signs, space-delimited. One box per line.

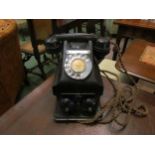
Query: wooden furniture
xmin=113 ymin=19 xmax=155 ymax=60
xmin=21 ymin=19 xmax=54 ymax=79
xmin=0 ymin=75 xmax=155 ymax=134
xmin=116 ymin=39 xmax=155 ymax=83
xmin=0 ymin=20 xmax=24 ymax=115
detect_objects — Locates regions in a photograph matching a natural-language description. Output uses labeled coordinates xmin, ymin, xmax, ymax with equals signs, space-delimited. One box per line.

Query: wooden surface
xmin=114 ymin=19 xmax=155 ymax=30
xmin=113 ymin=19 xmax=155 ymax=60
xmin=0 ymin=75 xmax=155 ymax=135
xmin=116 ymin=39 xmax=155 ymax=83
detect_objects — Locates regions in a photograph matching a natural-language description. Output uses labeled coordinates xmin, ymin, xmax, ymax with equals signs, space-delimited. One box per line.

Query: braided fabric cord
xmin=79 ymin=41 xmax=148 ymax=131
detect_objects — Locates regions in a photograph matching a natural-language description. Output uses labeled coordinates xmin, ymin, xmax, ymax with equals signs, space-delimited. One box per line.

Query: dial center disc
xmin=71 ymin=58 xmax=86 ymax=73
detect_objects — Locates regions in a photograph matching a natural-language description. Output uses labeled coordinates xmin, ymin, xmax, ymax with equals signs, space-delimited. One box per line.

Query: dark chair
xmin=20 ymin=19 xmax=53 ymax=80
xmin=53 ymin=19 xmax=105 ymax=35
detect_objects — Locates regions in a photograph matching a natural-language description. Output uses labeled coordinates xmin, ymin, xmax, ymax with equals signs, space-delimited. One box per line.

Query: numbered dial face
xmin=64 ymin=54 xmax=92 ymax=80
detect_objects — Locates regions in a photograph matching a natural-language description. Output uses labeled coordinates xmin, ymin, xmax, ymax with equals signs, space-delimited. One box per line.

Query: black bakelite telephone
xmin=45 ymin=33 xmax=110 ymax=121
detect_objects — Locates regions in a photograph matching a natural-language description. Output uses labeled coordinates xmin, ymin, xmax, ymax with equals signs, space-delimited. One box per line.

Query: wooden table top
xmin=116 ymin=39 xmax=155 ymax=83
xmin=114 ymin=19 xmax=155 ymax=30
xmin=0 ymin=76 xmax=155 ymax=135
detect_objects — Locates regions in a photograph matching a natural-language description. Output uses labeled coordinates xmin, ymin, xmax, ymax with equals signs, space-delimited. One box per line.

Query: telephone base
xmin=54 ymin=102 xmax=97 ymax=122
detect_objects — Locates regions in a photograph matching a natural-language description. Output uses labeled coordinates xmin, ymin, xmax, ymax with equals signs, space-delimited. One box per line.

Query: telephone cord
xmin=79 ymin=41 xmax=148 ymax=131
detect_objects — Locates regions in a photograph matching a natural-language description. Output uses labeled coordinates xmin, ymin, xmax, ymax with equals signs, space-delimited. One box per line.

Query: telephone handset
xmin=45 ymin=33 xmax=110 ymax=63
xmin=45 ymin=33 xmax=110 ymax=121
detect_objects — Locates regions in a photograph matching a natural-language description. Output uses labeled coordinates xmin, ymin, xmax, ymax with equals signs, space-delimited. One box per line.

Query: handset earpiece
xmin=45 ymin=34 xmax=62 ymax=54
xmin=93 ymin=36 xmax=110 ymax=62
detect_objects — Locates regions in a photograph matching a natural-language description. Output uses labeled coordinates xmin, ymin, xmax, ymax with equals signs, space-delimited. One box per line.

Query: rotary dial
xmin=64 ymin=54 xmax=92 ymax=80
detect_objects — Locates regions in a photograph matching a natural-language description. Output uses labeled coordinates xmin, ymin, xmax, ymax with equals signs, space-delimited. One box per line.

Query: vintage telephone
xmin=45 ymin=33 xmax=110 ymax=121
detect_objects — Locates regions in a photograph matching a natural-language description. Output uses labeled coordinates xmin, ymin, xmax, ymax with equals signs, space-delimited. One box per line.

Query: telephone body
xmin=45 ymin=33 xmax=110 ymax=121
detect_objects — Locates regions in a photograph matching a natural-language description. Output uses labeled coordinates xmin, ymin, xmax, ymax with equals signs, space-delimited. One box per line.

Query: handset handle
xmin=55 ymin=33 xmax=97 ymax=41
xmin=45 ymin=33 xmax=110 ymax=61
xmin=45 ymin=33 xmax=97 ymax=46
xmin=45 ymin=33 xmax=97 ymax=51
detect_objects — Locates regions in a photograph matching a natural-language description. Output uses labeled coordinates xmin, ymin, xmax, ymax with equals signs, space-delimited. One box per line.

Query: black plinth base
xmin=54 ymin=102 xmax=98 ymax=122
